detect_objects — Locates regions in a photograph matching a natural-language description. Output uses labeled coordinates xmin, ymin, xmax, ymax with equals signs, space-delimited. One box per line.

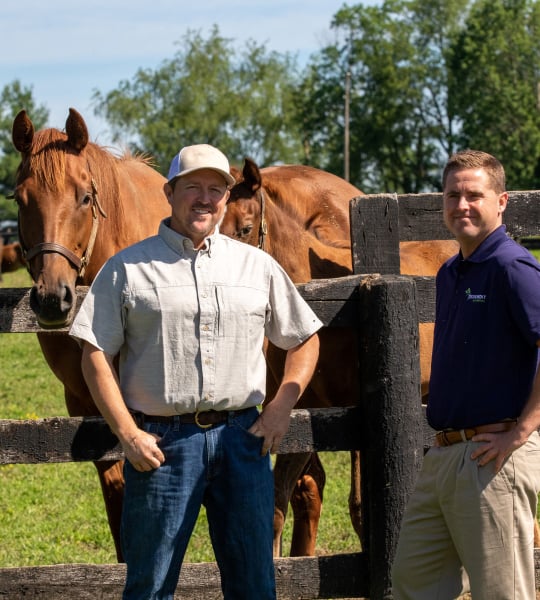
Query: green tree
xmin=92 ymin=26 xmax=302 ymax=172
xmin=0 ymin=80 xmax=49 ymax=220
xmin=449 ymin=0 xmax=540 ymax=189
xmin=0 ymin=80 xmax=49 ymax=203
xmin=298 ymin=0 xmax=470 ymax=193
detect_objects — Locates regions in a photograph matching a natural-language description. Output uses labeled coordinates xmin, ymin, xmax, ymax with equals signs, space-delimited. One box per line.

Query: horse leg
xmin=38 ymin=332 xmax=125 ymax=562
xmin=272 ymin=452 xmax=313 ymax=556
xmin=349 ymin=449 xmax=363 ymax=547
xmin=94 ymin=459 xmax=125 ymax=561
xmin=289 ymin=452 xmax=326 ymax=556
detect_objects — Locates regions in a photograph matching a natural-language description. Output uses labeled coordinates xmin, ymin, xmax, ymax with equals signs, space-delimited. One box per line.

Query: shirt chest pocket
xmin=214 ymin=285 xmax=267 ymax=338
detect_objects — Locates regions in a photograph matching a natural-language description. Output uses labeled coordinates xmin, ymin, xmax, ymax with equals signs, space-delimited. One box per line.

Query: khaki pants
xmin=392 ymin=432 xmax=540 ymax=600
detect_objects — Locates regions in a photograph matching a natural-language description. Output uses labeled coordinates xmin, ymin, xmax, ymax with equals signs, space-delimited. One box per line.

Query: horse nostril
xmin=61 ymin=284 xmax=74 ymax=310
xmin=29 ymin=285 xmax=41 ymax=314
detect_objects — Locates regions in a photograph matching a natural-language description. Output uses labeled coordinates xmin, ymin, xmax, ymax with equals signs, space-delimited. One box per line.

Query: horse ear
xmin=12 ymin=110 xmax=35 ymax=155
xmin=242 ymin=157 xmax=262 ymax=192
xmin=65 ymin=108 xmax=89 ymax=152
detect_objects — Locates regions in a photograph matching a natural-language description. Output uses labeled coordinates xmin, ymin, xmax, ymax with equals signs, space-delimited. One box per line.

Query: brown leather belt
xmin=136 ymin=407 xmax=252 ymax=429
xmin=436 ymin=421 xmax=517 ymax=447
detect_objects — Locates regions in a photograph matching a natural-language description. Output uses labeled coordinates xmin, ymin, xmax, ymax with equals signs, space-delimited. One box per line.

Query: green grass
xmin=0 ymin=269 xmax=359 ymax=566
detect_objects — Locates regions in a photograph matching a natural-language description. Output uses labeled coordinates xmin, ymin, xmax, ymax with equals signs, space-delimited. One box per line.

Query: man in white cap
xmin=70 ymin=144 xmax=321 ymax=599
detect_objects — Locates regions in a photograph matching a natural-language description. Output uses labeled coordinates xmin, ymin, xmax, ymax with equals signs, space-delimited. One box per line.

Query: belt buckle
xmin=194 ymin=408 xmax=212 ymax=429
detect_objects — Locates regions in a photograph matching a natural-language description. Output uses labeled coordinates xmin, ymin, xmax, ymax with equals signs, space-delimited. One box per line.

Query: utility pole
xmin=344 ymin=69 xmax=351 ymax=182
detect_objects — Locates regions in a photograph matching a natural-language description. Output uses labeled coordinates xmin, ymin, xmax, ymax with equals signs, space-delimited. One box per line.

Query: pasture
xmin=0 ymin=269 xmax=359 ymax=568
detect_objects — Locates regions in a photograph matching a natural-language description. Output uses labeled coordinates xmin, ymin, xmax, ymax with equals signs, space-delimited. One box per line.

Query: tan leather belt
xmin=136 ymin=407 xmax=252 ymax=429
xmin=436 ymin=421 xmax=517 ymax=447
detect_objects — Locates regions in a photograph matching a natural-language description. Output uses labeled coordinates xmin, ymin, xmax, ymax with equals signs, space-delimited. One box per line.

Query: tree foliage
xmin=297 ymin=0 xmax=470 ymax=192
xmin=298 ymin=0 xmax=540 ymax=192
xmin=449 ymin=0 xmax=540 ymax=189
xmin=0 ymin=81 xmax=49 ymax=206
xmin=92 ymin=27 xmax=303 ymax=173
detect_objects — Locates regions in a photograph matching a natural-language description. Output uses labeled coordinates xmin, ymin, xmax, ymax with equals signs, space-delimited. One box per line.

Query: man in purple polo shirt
xmin=392 ymin=149 xmax=540 ymax=599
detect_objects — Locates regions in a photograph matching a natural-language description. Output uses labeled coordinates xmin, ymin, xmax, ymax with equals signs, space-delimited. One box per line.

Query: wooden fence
xmin=2 ymin=191 xmax=540 ymax=599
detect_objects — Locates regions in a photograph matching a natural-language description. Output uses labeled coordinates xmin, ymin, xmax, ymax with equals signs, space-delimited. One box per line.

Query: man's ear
xmin=499 ymin=191 xmax=508 ymax=213
xmin=164 ymin=182 xmax=173 ymax=202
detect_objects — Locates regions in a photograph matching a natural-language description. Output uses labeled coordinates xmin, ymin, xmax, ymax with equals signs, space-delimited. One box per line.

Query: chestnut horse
xmin=221 ymin=157 xmax=458 ymax=557
xmin=11 ymin=108 xmax=170 ymax=561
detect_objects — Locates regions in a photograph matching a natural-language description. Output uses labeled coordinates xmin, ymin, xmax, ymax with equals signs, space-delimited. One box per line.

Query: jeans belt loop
xmin=459 ymin=429 xmax=468 ymax=442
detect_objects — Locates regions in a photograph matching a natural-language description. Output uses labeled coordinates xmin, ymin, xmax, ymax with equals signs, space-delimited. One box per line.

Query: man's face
xmin=165 ymin=169 xmax=230 ymax=248
xmin=443 ymin=167 xmax=507 ymax=257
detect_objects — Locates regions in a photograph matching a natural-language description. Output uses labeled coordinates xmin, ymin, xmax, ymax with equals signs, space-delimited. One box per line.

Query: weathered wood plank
xmin=396 ymin=190 xmax=540 ymax=240
xmin=0 ymin=274 xmax=437 ymax=336
xmin=0 ymin=406 xmax=442 ymax=466
xmin=358 ymin=274 xmax=423 ymax=598
xmin=350 ymin=194 xmax=401 ymax=275
xmin=0 ymin=407 xmax=363 ymax=465
xmin=0 ymin=287 xmax=86 ymax=333
xmin=0 ymin=553 xmax=368 ymax=600
xmin=1 ymin=550 xmax=540 ymax=599
xmin=394 ymin=193 xmax=450 ymax=241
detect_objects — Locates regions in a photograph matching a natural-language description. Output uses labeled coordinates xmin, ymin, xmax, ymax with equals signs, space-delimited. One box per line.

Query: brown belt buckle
xmin=194 ymin=408 xmax=212 ymax=429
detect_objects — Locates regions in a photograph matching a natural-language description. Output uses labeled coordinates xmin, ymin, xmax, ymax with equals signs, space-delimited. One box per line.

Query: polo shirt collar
xmin=158 ymin=218 xmax=220 ymax=257
xmin=455 ymin=224 xmax=508 ymax=265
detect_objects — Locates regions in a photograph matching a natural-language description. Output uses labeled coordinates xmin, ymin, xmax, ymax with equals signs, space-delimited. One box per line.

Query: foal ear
xmin=12 ymin=110 xmax=35 ymax=155
xmin=65 ymin=107 xmax=89 ymax=153
xmin=242 ymin=157 xmax=262 ymax=192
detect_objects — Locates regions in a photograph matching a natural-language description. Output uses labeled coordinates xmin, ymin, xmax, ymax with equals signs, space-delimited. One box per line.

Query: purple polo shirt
xmin=427 ymin=225 xmax=540 ymax=431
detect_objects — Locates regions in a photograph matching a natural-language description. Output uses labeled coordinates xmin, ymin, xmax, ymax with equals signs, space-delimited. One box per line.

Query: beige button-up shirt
xmin=70 ymin=219 xmax=322 ymax=416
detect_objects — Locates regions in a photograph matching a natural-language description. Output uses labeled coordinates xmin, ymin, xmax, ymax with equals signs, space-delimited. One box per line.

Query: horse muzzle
xmin=29 ymin=279 xmax=77 ymax=329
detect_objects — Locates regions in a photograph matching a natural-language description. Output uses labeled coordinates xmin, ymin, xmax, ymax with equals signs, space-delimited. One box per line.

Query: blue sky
xmin=2 ymin=0 xmax=378 ymax=145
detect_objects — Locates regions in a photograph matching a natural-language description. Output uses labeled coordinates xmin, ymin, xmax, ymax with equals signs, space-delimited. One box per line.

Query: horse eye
xmin=82 ymin=193 xmax=92 ymax=206
xmin=240 ymin=225 xmax=253 ymax=237
xmin=11 ymin=192 xmax=23 ymax=207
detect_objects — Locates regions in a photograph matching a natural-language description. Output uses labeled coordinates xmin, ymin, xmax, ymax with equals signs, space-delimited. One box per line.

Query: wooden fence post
xmin=357 ymin=274 xmax=424 ymax=599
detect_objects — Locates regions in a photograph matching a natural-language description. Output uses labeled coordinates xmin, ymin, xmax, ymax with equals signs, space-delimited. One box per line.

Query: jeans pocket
xmin=232 ymin=422 xmax=265 ymax=456
xmin=142 ymin=421 xmax=171 ymax=447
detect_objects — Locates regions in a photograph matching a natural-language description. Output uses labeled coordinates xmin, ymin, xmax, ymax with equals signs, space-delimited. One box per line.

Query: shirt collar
xmin=455 ymin=224 xmax=508 ymax=265
xmin=158 ymin=218 xmax=220 ymax=257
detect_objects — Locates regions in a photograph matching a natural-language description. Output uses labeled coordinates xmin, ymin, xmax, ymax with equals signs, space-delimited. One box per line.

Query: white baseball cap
xmin=166 ymin=144 xmax=235 ymax=186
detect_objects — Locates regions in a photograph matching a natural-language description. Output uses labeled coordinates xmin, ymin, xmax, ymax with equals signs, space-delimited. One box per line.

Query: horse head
xmin=12 ymin=108 xmax=108 ymax=328
xmin=222 ymin=157 xmax=267 ymax=249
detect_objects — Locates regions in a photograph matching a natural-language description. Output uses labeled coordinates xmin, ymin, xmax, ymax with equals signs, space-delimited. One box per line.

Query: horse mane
xmin=19 ymin=127 xmax=128 ymax=243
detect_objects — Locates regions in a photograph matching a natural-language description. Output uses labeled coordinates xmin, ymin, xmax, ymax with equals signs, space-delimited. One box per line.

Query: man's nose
xmin=456 ymin=195 xmax=469 ymax=209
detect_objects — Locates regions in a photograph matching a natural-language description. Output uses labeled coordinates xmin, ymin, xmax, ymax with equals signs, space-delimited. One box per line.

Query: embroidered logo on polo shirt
xmin=465 ymin=287 xmax=487 ymax=303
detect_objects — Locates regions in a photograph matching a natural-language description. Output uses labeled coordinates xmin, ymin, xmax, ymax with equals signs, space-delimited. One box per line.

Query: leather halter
xmin=21 ymin=176 xmax=108 ymax=280
xmin=256 ymin=188 xmax=268 ymax=251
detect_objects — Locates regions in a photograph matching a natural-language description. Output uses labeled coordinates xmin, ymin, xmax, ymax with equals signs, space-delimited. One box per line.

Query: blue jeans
xmin=121 ymin=407 xmax=276 ymax=600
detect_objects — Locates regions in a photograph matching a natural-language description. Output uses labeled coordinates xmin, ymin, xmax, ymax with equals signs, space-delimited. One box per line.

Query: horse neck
xmin=259 ymin=195 xmax=314 ymax=283
xmin=79 ymin=146 xmax=127 ymax=282
xmin=260 ymin=190 xmax=353 ymax=283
